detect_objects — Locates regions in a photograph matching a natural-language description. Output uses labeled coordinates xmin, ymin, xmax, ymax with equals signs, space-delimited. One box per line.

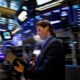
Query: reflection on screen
xmin=12 ymin=34 xmax=23 ymax=46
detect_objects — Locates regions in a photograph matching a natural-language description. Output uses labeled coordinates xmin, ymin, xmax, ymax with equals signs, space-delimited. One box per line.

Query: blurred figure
xmin=14 ymin=20 xmax=64 ymax=80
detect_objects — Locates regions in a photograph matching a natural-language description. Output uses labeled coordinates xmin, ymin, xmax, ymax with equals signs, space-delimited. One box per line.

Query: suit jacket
xmin=24 ymin=37 xmax=65 ymax=80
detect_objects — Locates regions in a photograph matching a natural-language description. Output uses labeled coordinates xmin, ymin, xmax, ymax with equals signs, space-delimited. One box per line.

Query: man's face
xmin=36 ymin=25 xmax=49 ymax=40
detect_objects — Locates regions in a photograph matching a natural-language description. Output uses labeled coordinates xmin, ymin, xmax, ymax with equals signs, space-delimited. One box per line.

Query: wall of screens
xmin=20 ymin=4 xmax=80 ymax=33
xmin=0 ymin=0 xmax=20 ymax=10
xmin=21 ymin=6 xmax=72 ymax=33
xmin=72 ymin=4 xmax=80 ymax=26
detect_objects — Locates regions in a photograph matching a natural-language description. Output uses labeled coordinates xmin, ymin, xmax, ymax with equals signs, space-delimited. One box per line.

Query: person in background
xmin=14 ymin=20 xmax=64 ymax=80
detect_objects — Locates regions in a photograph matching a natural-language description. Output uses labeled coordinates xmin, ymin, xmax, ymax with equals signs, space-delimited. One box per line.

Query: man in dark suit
xmin=14 ymin=20 xmax=64 ymax=80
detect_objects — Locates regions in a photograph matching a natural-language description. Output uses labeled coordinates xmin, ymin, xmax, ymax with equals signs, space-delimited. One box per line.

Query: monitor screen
xmin=18 ymin=11 xmax=28 ymax=22
xmin=12 ymin=34 xmax=23 ymax=46
xmin=1 ymin=31 xmax=12 ymax=41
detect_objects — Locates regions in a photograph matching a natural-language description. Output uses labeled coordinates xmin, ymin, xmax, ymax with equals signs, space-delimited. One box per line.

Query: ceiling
xmin=0 ymin=0 xmax=80 ymax=32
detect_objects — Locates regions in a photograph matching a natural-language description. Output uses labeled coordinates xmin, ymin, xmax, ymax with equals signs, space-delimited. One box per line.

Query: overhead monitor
xmin=1 ymin=31 xmax=12 ymax=41
xmin=18 ymin=11 xmax=28 ymax=22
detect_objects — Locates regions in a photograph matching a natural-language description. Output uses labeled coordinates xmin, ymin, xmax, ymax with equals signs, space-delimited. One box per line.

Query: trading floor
xmin=0 ymin=0 xmax=80 ymax=80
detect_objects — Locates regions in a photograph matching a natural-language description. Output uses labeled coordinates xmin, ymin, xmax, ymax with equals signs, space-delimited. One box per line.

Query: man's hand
xmin=14 ymin=61 xmax=24 ymax=73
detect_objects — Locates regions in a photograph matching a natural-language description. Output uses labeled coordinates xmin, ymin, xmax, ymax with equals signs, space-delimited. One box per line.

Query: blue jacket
xmin=24 ymin=37 xmax=65 ymax=80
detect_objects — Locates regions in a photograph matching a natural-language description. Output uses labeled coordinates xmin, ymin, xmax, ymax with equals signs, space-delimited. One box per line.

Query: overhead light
xmin=36 ymin=2 xmax=61 ymax=11
xmin=35 ymin=0 xmax=64 ymax=11
xmin=36 ymin=0 xmax=52 ymax=5
xmin=50 ymin=20 xmax=61 ymax=24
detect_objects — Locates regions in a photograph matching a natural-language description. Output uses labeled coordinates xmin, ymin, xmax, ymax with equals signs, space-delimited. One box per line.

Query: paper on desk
xmin=6 ymin=52 xmax=16 ymax=64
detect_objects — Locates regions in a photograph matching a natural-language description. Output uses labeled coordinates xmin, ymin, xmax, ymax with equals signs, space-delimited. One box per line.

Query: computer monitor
xmin=18 ymin=11 xmax=28 ymax=22
xmin=1 ymin=31 xmax=12 ymax=41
